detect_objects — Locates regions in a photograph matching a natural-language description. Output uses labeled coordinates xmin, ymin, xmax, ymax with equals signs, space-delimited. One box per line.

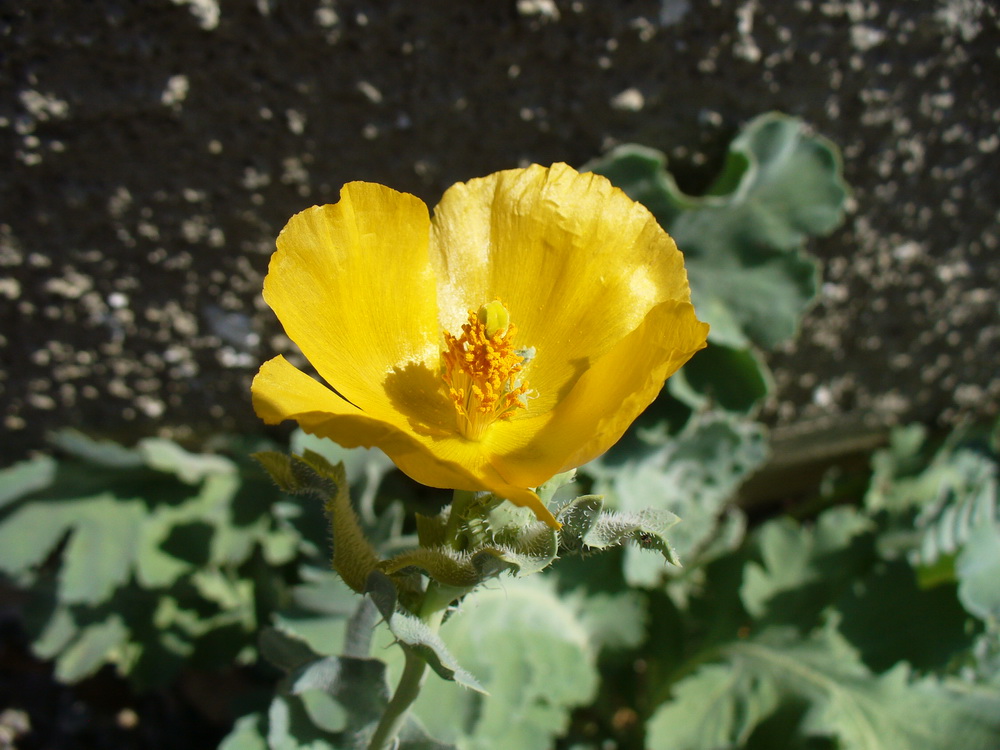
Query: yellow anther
xmin=441 ymin=302 xmax=529 ymax=441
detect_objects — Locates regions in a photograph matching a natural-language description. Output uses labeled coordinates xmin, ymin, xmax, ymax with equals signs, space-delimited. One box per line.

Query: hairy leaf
xmin=0 ymin=455 xmax=56 ymax=511
xmin=957 ymin=525 xmax=1000 ymax=624
xmin=669 ymin=342 xmax=772 ymax=414
xmin=648 ymin=625 xmax=1000 ymax=750
xmin=138 ymin=437 xmax=236 ymax=484
xmin=588 ymin=412 xmax=767 ymax=586
xmin=559 ymin=495 xmax=680 ymax=566
xmin=587 ymin=113 xmax=848 ymax=349
xmin=253 ymin=620 xmax=452 ymax=750
xmin=378 ymin=546 xmax=519 ymax=588
xmin=741 ymin=507 xmax=874 ymax=628
xmin=866 ymin=424 xmax=1000 ymax=573
xmin=404 ymin=577 xmax=599 ymax=750
xmin=365 ymin=571 xmax=484 ymax=693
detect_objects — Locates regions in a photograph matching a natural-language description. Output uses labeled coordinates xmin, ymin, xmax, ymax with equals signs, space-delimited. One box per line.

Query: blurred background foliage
xmin=2 ymin=115 xmax=998 ymax=749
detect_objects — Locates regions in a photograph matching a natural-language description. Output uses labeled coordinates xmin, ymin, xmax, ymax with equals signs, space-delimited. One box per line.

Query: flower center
xmin=441 ymin=301 xmax=530 ymax=441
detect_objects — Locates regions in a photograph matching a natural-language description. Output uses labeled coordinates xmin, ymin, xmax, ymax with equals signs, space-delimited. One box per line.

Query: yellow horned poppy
xmin=252 ymin=163 xmax=708 ymax=527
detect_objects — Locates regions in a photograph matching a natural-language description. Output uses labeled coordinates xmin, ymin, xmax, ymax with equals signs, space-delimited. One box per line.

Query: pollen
xmin=441 ymin=301 xmax=530 ymax=441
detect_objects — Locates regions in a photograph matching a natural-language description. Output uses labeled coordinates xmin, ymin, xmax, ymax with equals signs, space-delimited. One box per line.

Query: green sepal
xmin=419 ymin=492 xmax=560 ymax=579
xmin=378 ymin=547 xmax=518 ymax=588
xmin=415 ymin=511 xmax=448 ymax=548
xmin=537 ymin=469 xmax=578 ymax=508
xmin=365 ymin=571 xmax=486 ymax=694
xmin=442 ymin=491 xmax=504 ymax=549
xmin=379 ymin=517 xmax=559 ymax=587
xmin=253 ymin=450 xmax=379 ymax=594
xmin=558 ymin=495 xmax=682 ymax=566
xmin=493 ymin=520 xmax=560 ymax=576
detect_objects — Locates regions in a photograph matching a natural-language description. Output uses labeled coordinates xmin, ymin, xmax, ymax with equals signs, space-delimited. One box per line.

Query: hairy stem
xmin=367 ymin=647 xmax=429 ymax=750
xmin=366 ymin=584 xmax=454 ymax=750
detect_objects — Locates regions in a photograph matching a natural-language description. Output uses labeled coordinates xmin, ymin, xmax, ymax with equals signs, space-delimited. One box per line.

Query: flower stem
xmin=367 ymin=647 xmax=428 ymax=750
xmin=443 ymin=489 xmax=478 ymax=548
xmin=366 ymin=583 xmax=455 ymax=750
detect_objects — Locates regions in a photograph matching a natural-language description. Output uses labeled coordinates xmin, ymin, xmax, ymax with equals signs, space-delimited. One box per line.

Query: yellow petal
xmin=264 ymin=182 xmax=441 ymax=419
xmin=253 ymin=356 xmax=559 ymax=527
xmin=491 ymin=300 xmax=709 ymax=487
xmin=430 ymin=163 xmax=692 ymax=412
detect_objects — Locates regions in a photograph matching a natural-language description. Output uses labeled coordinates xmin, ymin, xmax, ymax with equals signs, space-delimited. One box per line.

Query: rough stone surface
xmin=2 ymin=0 xmax=998 ymax=461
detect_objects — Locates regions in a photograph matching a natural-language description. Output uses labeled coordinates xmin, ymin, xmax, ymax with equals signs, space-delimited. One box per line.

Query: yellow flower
xmin=252 ymin=163 xmax=709 ymax=528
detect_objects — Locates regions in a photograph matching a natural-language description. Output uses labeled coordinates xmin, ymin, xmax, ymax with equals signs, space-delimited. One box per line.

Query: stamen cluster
xmin=441 ymin=307 xmax=529 ymax=441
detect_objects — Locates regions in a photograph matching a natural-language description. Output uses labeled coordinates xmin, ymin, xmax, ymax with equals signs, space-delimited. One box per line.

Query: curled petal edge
xmin=252 ymin=355 xmax=559 ymax=528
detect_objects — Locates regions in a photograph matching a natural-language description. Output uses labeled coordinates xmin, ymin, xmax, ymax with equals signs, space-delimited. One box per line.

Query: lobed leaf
xmin=53 ymin=614 xmax=130 ymax=684
xmin=403 ymin=576 xmax=599 ymax=750
xmin=59 ymin=496 xmax=146 ymax=605
xmin=559 ymin=494 xmax=681 ymax=567
xmin=741 ymin=506 xmax=874 ymax=628
xmin=957 ymin=525 xmax=1000 ymax=625
xmin=587 ymin=112 xmax=848 ymax=350
xmin=0 ymin=499 xmax=86 ymax=579
xmin=588 ymin=412 xmax=767 ymax=586
xmin=668 ymin=342 xmax=773 ymax=414
xmin=0 ymin=455 xmax=56 ymax=512
xmin=647 ymin=624 xmax=1000 ymax=750
xmin=0 ymin=434 xmax=312 ymax=688
xmin=365 ymin=571 xmax=485 ymax=694
xmin=865 ymin=424 xmax=1000 ymax=574
xmin=48 ymin=430 xmax=145 ymax=469
xmin=137 ymin=437 xmax=236 ymax=484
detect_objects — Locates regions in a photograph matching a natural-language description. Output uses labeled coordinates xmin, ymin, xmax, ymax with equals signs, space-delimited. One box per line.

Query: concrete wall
xmin=2 ymin=0 xmax=998 ymax=459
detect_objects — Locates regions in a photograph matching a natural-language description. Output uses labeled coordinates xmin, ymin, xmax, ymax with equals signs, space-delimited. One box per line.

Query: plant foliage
xmin=0 ymin=431 xmax=303 ymax=687
xmin=6 ymin=115 xmax=996 ymax=750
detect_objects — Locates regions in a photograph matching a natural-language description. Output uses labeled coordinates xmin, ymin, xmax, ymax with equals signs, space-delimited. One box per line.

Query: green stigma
xmin=477 ymin=300 xmax=511 ymax=338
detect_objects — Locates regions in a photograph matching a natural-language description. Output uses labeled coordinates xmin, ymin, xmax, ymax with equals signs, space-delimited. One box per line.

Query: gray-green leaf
xmin=647 ymin=625 xmax=1000 ymax=750
xmin=587 ymin=112 xmax=848 ymax=349
xmin=365 ymin=571 xmax=485 ymax=693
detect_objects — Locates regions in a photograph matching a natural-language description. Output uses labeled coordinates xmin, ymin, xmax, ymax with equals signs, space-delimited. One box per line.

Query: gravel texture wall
xmin=2 ymin=0 xmax=998 ymax=461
